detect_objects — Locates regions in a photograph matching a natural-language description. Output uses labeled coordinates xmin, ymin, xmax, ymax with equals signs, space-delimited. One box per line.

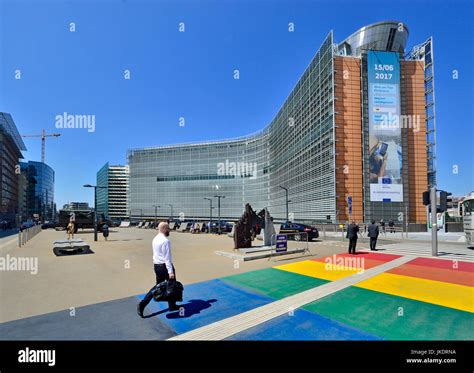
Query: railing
xmin=313 ymin=223 xmax=409 ymax=240
xmin=18 ymin=225 xmax=42 ymax=247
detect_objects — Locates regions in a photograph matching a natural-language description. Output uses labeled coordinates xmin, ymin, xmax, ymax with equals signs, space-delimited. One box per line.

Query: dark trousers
xmin=370 ymin=237 xmax=378 ymax=251
xmin=140 ymin=263 xmax=176 ymax=310
xmin=348 ymin=238 xmax=357 ymax=254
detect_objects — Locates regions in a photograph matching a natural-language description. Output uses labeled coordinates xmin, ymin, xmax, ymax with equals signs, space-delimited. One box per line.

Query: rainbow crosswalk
xmin=1 ymin=250 xmax=472 ymax=341
xmin=132 ymin=251 xmax=473 ymax=340
xmin=219 ymin=252 xmax=474 ymax=340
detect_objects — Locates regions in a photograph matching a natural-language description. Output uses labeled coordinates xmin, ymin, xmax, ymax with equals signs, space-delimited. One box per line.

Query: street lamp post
xmin=83 ymin=184 xmax=107 ymax=242
xmin=153 ymin=205 xmax=160 ymax=225
xmin=279 ymin=186 xmax=289 ymax=222
xmin=214 ymin=195 xmax=225 ymax=235
xmin=167 ymin=204 xmax=173 ymax=222
xmin=204 ymin=198 xmax=213 ymax=233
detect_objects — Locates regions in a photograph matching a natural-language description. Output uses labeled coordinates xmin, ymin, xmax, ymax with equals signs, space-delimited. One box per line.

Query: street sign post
xmin=275 ymin=234 xmax=288 ymax=252
xmin=348 ymin=196 xmax=353 ymax=219
xmin=430 ymin=187 xmax=438 ymax=256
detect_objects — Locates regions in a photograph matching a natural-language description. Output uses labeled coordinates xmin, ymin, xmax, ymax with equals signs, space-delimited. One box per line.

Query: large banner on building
xmin=367 ymin=51 xmax=403 ymax=202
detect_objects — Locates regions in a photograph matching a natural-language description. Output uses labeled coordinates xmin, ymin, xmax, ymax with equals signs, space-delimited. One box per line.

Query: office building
xmin=128 ymin=21 xmax=435 ymax=225
xmin=63 ymin=202 xmax=90 ymax=210
xmin=0 ymin=113 xmax=27 ymax=226
xmin=96 ymin=163 xmax=129 ymax=220
xmin=22 ymin=161 xmax=55 ymax=222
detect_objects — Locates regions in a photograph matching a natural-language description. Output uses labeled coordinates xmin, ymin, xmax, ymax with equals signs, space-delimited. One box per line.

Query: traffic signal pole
xmin=430 ymin=186 xmax=438 ymax=256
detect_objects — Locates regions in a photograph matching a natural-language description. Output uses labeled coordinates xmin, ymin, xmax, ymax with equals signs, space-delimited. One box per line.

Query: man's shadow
xmin=166 ymin=299 xmax=217 ymax=319
xmin=143 ymin=299 xmax=217 ymax=319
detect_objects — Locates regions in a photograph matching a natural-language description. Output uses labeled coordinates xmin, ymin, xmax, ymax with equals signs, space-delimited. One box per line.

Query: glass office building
xmin=128 ymin=21 xmax=435 ymax=225
xmin=0 ymin=113 xmax=27 ymax=226
xmin=22 ymin=161 xmax=55 ymax=222
xmin=96 ymin=163 xmax=129 ymax=220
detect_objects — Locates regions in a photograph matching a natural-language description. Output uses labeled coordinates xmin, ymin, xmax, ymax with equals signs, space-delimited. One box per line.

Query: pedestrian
xmin=102 ymin=223 xmax=109 ymax=241
xmin=137 ymin=221 xmax=180 ymax=317
xmin=367 ymin=220 xmax=379 ymax=251
xmin=67 ymin=222 xmax=75 ymax=240
xmin=388 ymin=219 xmax=395 ymax=233
xmin=380 ymin=219 xmax=386 ymax=235
xmin=346 ymin=220 xmax=359 ymax=254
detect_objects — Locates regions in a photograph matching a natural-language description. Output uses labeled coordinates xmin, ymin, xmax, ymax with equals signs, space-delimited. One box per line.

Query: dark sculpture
xmin=233 ymin=203 xmax=273 ymax=249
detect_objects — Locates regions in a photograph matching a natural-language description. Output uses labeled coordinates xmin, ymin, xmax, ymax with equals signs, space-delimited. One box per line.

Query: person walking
xmin=346 ymin=220 xmax=359 ymax=254
xmin=66 ymin=222 xmax=75 ymax=240
xmin=388 ymin=219 xmax=395 ymax=233
xmin=367 ymin=220 xmax=379 ymax=251
xmin=380 ymin=219 xmax=386 ymax=235
xmin=102 ymin=223 xmax=109 ymax=241
xmin=137 ymin=222 xmax=180 ymax=317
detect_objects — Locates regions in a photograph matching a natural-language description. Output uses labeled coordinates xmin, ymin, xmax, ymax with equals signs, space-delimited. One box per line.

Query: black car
xmin=41 ymin=222 xmax=58 ymax=229
xmin=279 ymin=222 xmax=319 ymax=241
xmin=210 ymin=221 xmax=233 ymax=233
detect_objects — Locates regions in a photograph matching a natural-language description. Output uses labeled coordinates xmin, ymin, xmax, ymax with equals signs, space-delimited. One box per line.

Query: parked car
xmin=279 ymin=222 xmax=319 ymax=241
xmin=20 ymin=220 xmax=35 ymax=230
xmin=210 ymin=221 xmax=233 ymax=233
xmin=111 ymin=220 xmax=122 ymax=228
xmin=41 ymin=222 xmax=58 ymax=229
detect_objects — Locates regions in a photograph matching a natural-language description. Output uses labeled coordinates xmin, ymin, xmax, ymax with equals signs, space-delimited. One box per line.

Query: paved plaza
xmin=0 ymin=227 xmax=473 ymax=340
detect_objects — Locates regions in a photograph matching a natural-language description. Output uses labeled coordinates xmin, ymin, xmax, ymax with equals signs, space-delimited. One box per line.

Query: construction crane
xmin=21 ymin=129 xmax=61 ymax=163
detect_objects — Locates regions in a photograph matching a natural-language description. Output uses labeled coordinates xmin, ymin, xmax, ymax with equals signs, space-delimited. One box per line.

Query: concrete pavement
xmin=0 ymin=227 xmax=342 ymax=323
xmin=1 ymin=227 xmax=472 ymax=341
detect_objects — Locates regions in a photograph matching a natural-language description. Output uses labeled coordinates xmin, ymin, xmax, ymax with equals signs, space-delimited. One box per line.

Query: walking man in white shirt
xmin=137 ymin=221 xmax=179 ymax=317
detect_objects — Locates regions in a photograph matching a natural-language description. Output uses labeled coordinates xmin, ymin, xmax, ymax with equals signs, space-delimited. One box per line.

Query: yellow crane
xmin=21 ymin=129 xmax=61 ymax=163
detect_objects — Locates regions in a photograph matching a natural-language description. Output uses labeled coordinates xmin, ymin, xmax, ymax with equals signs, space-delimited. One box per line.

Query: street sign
xmin=276 ymin=234 xmax=288 ymax=252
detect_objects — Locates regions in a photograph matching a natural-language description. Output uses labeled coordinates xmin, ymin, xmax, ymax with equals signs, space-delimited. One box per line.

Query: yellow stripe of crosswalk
xmin=275 ymin=260 xmax=474 ymax=312
xmin=355 ymin=273 xmax=474 ymax=313
xmin=274 ymin=260 xmax=362 ymax=282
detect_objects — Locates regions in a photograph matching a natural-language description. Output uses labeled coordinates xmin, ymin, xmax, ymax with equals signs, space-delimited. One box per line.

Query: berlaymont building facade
xmin=128 ymin=21 xmax=436 ymax=226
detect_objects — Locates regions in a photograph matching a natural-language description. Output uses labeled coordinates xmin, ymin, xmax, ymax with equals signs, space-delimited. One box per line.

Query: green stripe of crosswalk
xmin=303 ymin=286 xmax=474 ymax=340
xmin=221 ymin=268 xmax=329 ymax=299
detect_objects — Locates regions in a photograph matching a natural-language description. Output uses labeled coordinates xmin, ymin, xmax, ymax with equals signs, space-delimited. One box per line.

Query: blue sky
xmin=1 ymin=0 xmax=473 ymax=208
